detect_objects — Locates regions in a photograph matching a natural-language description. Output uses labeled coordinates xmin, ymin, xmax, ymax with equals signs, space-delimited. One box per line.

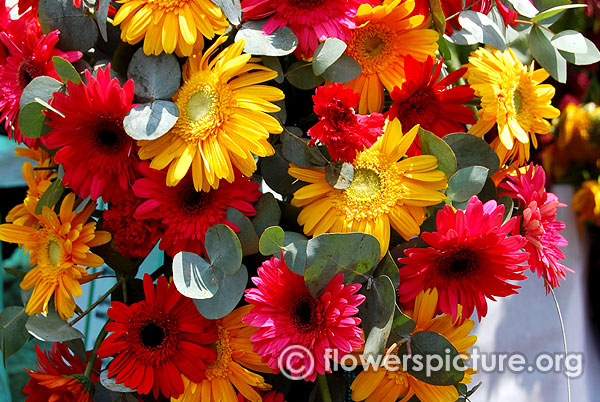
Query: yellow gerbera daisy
xmin=0 ymin=193 xmax=111 ymax=320
xmin=344 ymin=0 xmax=439 ymax=114
xmin=350 ymin=288 xmax=477 ymax=402
xmin=572 ymin=180 xmax=600 ymax=228
xmin=113 ymin=0 xmax=229 ymax=56
xmin=138 ymin=37 xmax=284 ymax=191
xmin=465 ymin=47 xmax=560 ymax=166
xmin=289 ymin=119 xmax=447 ymax=258
xmin=6 ymin=162 xmax=55 ymax=228
xmin=172 ymin=305 xmax=272 ymax=402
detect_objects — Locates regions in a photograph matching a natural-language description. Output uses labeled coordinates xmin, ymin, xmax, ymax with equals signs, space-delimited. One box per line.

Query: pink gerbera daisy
xmin=0 ymin=14 xmax=81 ymax=146
xmin=133 ymin=163 xmax=261 ymax=257
xmin=241 ymin=0 xmax=377 ymax=60
xmin=398 ymin=196 xmax=529 ymax=321
xmin=44 ymin=66 xmax=140 ymax=203
xmin=308 ymin=83 xmax=384 ymax=163
xmin=243 ymin=255 xmax=365 ymax=381
xmin=499 ymin=164 xmax=572 ymax=291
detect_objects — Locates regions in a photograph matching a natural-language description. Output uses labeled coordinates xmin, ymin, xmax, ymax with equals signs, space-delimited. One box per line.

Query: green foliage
xmin=447 ymin=166 xmax=489 ymax=203
xmin=18 ymin=102 xmax=53 ymax=139
xmin=19 ymin=76 xmax=62 ymax=109
xmin=127 ymin=49 xmax=181 ymax=101
xmin=451 ymin=11 xmax=506 ymax=50
xmin=35 ymin=179 xmax=64 ymax=215
xmin=0 ymin=307 xmax=28 ymax=360
xmin=236 ymin=19 xmax=298 ymax=56
xmin=226 ymin=208 xmax=260 ymax=256
xmin=531 ymin=4 xmax=586 ymax=23
xmin=38 ymin=0 xmax=98 ymax=51
xmin=52 ymin=56 xmax=81 ymax=84
xmin=281 ymin=128 xmax=328 ymax=168
xmin=252 ymin=193 xmax=282 ymax=236
xmin=320 ymin=55 xmax=362 ymax=84
xmin=259 ymin=226 xmax=285 ymax=255
xmin=312 ymin=38 xmax=347 ymax=76
xmin=286 ymin=61 xmax=324 ymax=90
xmin=419 ymin=128 xmax=457 ymax=180
xmin=212 ymin=0 xmax=241 ymax=25
xmin=325 ymin=162 xmax=353 ymax=189
xmin=26 ymin=307 xmax=84 ymax=342
xmin=443 ymin=133 xmax=499 ymax=177
xmin=123 ymin=101 xmax=179 ymax=140
xmin=361 ymin=276 xmax=396 ymax=359
xmin=387 ymin=307 xmax=417 ymax=347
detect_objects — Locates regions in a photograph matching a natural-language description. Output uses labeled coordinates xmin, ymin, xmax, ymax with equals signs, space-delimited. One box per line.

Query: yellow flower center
xmin=513 ymin=90 xmax=523 ymax=114
xmin=147 ymin=0 xmax=185 ymax=11
xmin=36 ymin=230 xmax=66 ymax=269
xmin=48 ymin=239 xmax=61 ymax=266
xmin=336 ymin=149 xmax=406 ymax=221
xmin=206 ymin=324 xmax=233 ymax=380
xmin=347 ymin=24 xmax=393 ymax=74
xmin=345 ymin=168 xmax=381 ymax=201
xmin=173 ymin=73 xmax=235 ymax=143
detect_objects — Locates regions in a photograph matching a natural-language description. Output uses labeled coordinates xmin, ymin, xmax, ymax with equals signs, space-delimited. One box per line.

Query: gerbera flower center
xmin=347 ymin=24 xmax=393 ymax=74
xmin=345 ymin=168 xmax=381 ymax=201
xmin=187 ymin=89 xmax=214 ymax=121
xmin=288 ymin=0 xmax=327 ymax=7
xmin=393 ymin=87 xmax=439 ymax=130
xmin=289 ymin=294 xmax=324 ymax=333
xmin=147 ymin=0 xmax=183 ymax=11
xmin=438 ymin=247 xmax=479 ymax=278
xmin=513 ymin=89 xmax=523 ymax=114
xmin=206 ymin=324 xmax=233 ymax=380
xmin=47 ymin=239 xmax=62 ymax=266
xmin=18 ymin=59 xmax=41 ymax=88
xmin=178 ymin=180 xmax=212 ymax=214
xmin=94 ymin=119 xmax=127 ymax=153
xmin=140 ymin=322 xmax=165 ymax=348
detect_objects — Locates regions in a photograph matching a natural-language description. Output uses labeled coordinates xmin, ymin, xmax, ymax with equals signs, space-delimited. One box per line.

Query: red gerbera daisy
xmin=387 ymin=55 xmax=475 ymax=155
xmin=23 ymin=342 xmax=100 ymax=402
xmin=133 ymin=163 xmax=261 ymax=257
xmin=96 ymin=274 xmax=218 ymax=399
xmin=241 ymin=0 xmax=377 ymax=60
xmin=308 ymin=83 xmax=384 ymax=163
xmin=0 ymin=15 xmax=81 ymax=146
xmin=398 ymin=196 xmax=529 ymax=321
xmin=244 ymin=256 xmax=365 ymax=381
xmin=102 ymin=192 xmax=163 ymax=259
xmin=499 ymin=164 xmax=572 ymax=291
xmin=238 ymin=390 xmax=287 ymax=402
xmin=44 ymin=66 xmax=140 ymax=204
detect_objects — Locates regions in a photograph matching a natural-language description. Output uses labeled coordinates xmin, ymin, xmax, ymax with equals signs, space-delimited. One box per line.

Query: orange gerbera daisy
xmin=6 ymin=161 xmax=55 ymax=228
xmin=345 ymin=0 xmax=439 ymax=114
xmin=0 ymin=193 xmax=111 ymax=320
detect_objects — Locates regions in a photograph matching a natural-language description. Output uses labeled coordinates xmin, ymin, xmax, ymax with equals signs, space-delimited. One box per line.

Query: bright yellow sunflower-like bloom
xmin=172 ymin=305 xmax=272 ymax=402
xmin=138 ymin=37 xmax=284 ymax=191
xmin=113 ymin=0 xmax=229 ymax=56
xmin=351 ymin=288 xmax=477 ymax=402
xmin=0 ymin=193 xmax=111 ymax=320
xmin=465 ymin=47 xmax=560 ymax=166
xmin=289 ymin=119 xmax=447 ymax=258
xmin=344 ymin=0 xmax=439 ymax=114
xmin=572 ymin=180 xmax=600 ymax=228
xmin=6 ymin=161 xmax=55 ymax=228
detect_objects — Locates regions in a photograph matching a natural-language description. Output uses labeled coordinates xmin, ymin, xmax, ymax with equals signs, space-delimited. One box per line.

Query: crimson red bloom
xmin=398 ymin=196 xmax=529 ymax=321
xmin=387 ymin=55 xmax=474 ymax=155
xmin=308 ymin=83 xmax=384 ymax=163
xmin=133 ymin=163 xmax=261 ymax=257
xmin=97 ymin=274 xmax=218 ymax=399
xmin=102 ymin=192 xmax=163 ymax=259
xmin=44 ymin=66 xmax=140 ymax=203
xmin=23 ymin=342 xmax=100 ymax=402
xmin=499 ymin=164 xmax=572 ymax=291
xmin=244 ymin=255 xmax=365 ymax=381
xmin=0 ymin=14 xmax=81 ymax=146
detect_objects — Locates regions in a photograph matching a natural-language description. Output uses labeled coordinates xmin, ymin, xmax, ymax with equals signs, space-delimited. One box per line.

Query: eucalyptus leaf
xmin=531 ymin=3 xmax=586 ymax=23
xmin=172 ymin=251 xmax=222 ymax=299
xmin=123 ymin=100 xmax=179 ymax=141
xmin=529 ymin=25 xmax=567 ymax=83
xmin=325 ymin=162 xmax=354 ymax=189
xmin=35 ymin=179 xmax=64 ymax=214
xmin=100 ymin=371 xmax=135 ymax=393
xmin=18 ymin=102 xmax=53 ymax=138
xmin=236 ymin=19 xmax=298 ymax=56
xmin=282 ymin=231 xmax=308 ymax=275
xmin=443 ymin=133 xmax=499 ymax=176
xmin=96 ymin=0 xmax=110 ymax=41
xmin=212 ymin=0 xmax=241 ymax=25
xmin=320 ymin=55 xmax=362 ymax=83
xmin=305 ymin=232 xmax=380 ymax=297
xmin=127 ymin=49 xmax=181 ymax=101
xmin=418 ymin=128 xmax=457 ymax=180
xmin=498 ymin=194 xmax=515 ymax=223
xmin=0 ymin=307 xmax=28 ymax=359
xmin=505 ymin=0 xmax=539 ymax=17
xmin=193 ymin=265 xmax=248 ymax=319
xmin=558 ymin=35 xmax=600 ymax=65
xmin=52 ymin=56 xmax=81 ymax=84
xmin=20 ymin=76 xmax=63 ymax=109
xmin=204 ymin=224 xmax=242 ymax=275
xmin=550 ymin=30 xmax=588 ymax=53
xmin=27 ymin=308 xmax=84 ymax=342
xmin=226 ymin=207 xmax=259 ymax=256
xmin=447 ymin=166 xmax=489 ymax=203
xmin=287 ymin=61 xmax=324 ymax=90
xmin=252 ymin=193 xmax=282 ymax=236
xmin=312 ymin=38 xmax=347 ymax=76
xmin=360 ymin=275 xmax=396 ymax=358
xmin=38 ymin=0 xmax=98 ymax=52
xmin=262 ymin=56 xmax=284 ymax=83
xmin=281 ymin=129 xmax=328 ymax=167
xmin=259 ymin=226 xmax=285 ymax=256
xmin=373 ymin=252 xmax=400 ymax=289
xmin=387 ymin=307 xmax=417 ymax=346
xmin=260 ymin=145 xmax=302 ymax=195
xmin=454 ymin=11 xmax=506 ymax=50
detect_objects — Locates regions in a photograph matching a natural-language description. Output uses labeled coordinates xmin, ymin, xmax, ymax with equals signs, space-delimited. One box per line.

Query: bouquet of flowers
xmin=0 ymin=0 xmax=597 ymax=400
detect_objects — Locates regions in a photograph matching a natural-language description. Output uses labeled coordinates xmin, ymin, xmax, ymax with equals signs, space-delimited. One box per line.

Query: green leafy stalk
xmin=317 ymin=374 xmax=333 ymax=402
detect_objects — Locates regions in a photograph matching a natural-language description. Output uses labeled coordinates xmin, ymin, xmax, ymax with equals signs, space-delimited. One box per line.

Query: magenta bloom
xmin=244 ymin=256 xmax=365 ymax=381
xmin=398 ymin=196 xmax=529 ymax=321
xmin=241 ymin=0 xmax=377 ymax=60
xmin=499 ymin=164 xmax=572 ymax=291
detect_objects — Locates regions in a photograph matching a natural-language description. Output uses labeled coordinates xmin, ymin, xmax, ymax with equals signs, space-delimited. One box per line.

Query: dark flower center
xmin=288 ymin=0 xmax=326 ymax=7
xmin=179 ymin=181 xmax=212 ymax=214
xmin=94 ymin=119 xmax=127 ymax=153
xmin=18 ymin=59 xmax=41 ymax=88
xmin=437 ymin=247 xmax=479 ymax=279
xmin=290 ymin=294 xmax=323 ymax=333
xmin=140 ymin=322 xmax=165 ymax=348
xmin=394 ymin=87 xmax=439 ymax=130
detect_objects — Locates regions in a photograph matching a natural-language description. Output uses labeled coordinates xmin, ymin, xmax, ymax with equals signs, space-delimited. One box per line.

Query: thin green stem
xmin=69 ymin=279 xmax=123 ymax=327
xmin=84 ymin=325 xmax=107 ymax=378
xmin=546 ymin=279 xmax=571 ymax=402
xmin=317 ymin=374 xmax=333 ymax=402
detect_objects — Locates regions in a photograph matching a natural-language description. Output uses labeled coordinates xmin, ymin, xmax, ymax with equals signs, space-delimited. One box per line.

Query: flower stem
xmin=69 ymin=278 xmax=124 ymax=327
xmin=317 ymin=374 xmax=333 ymax=402
xmin=84 ymin=325 xmax=107 ymax=378
xmin=546 ymin=279 xmax=571 ymax=402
